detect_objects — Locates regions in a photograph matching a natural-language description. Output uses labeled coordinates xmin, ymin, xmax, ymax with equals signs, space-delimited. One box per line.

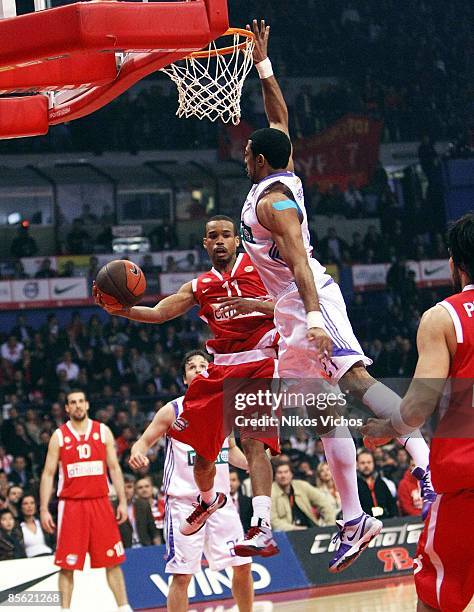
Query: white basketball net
xmin=161 ymin=30 xmax=254 ymax=125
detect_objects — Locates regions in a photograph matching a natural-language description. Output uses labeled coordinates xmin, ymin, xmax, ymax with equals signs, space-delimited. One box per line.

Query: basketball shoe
xmin=412 ymin=466 xmax=436 ymax=520
xmin=328 ymin=513 xmax=383 ymax=573
xmin=234 ymin=518 xmax=280 ymax=557
xmin=180 ymin=492 xmax=227 ymax=535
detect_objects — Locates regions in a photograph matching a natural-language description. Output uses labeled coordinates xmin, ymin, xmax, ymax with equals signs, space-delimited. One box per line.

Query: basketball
xmin=95 ymin=260 xmax=146 ymax=308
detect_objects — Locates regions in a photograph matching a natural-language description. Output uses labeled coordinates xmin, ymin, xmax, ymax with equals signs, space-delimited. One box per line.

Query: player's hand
xmin=360 ymin=418 xmax=397 ymax=446
xmin=129 ymin=443 xmax=150 ymax=470
xmin=92 ymin=281 xmax=129 ymax=315
xmin=116 ymin=501 xmax=128 ymax=525
xmin=40 ymin=508 xmax=56 ymax=534
xmin=246 ymin=19 xmax=270 ymax=65
xmin=215 ymin=296 xmax=260 ymax=317
xmin=307 ymin=327 xmax=333 ymax=359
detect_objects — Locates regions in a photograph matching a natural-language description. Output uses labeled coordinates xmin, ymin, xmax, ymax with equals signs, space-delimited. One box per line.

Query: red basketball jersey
xmin=56 ymin=419 xmax=109 ymax=499
xmin=430 ymin=285 xmax=474 ymax=493
xmin=192 ymin=253 xmax=278 ymax=355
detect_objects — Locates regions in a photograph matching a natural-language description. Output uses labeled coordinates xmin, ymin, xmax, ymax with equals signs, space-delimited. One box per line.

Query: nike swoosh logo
xmin=202 ymin=288 xmax=210 ymax=294
xmin=54 ymin=283 xmax=80 ymax=295
xmin=345 ymin=516 xmax=368 ymax=542
xmin=0 ymin=570 xmax=60 ymax=604
xmin=424 ymin=265 xmax=445 ymax=276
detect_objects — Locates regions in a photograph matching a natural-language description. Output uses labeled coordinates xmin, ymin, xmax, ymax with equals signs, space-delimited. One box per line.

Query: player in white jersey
xmin=129 ymin=351 xmax=253 ymax=612
xmin=223 ymin=19 xmax=434 ymax=573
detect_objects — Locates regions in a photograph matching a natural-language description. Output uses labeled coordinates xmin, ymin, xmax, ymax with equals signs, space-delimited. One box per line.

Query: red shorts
xmin=169 ymin=357 xmax=280 ymax=461
xmin=415 ymin=490 xmax=474 ymax=611
xmin=55 ymin=497 xmax=125 ymax=571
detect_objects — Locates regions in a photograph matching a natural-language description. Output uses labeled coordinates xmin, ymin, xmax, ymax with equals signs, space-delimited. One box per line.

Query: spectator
xmin=10 ymin=224 xmax=38 ymax=258
xmin=66 ymin=218 xmax=91 ymax=254
xmin=134 ymin=476 xmax=165 ymax=543
xmin=357 ymin=450 xmax=398 ymax=519
xmin=315 ymin=462 xmax=342 ymax=519
xmin=55 ymin=351 xmax=80 ymax=382
xmin=8 ymin=456 xmax=31 ymax=489
xmin=318 ymin=227 xmax=348 ymax=264
xmin=79 ymin=203 xmax=98 ymax=225
xmin=0 ymin=446 xmax=13 ymax=475
xmin=271 ymin=463 xmax=336 ymax=530
xmin=344 ymin=182 xmax=364 ymax=217
xmin=363 ymin=225 xmax=384 ymax=259
xmin=229 ymin=469 xmax=252 ymax=533
xmin=34 ymin=258 xmax=57 ymax=279
xmin=398 ymin=460 xmax=423 ymax=516
xmin=6 ymin=485 xmax=23 ymax=519
xmin=0 ymin=509 xmax=26 ymax=561
xmin=19 ymin=494 xmax=54 ymax=557
xmin=1 ymin=336 xmax=24 ymax=364
xmin=118 ymin=475 xmax=160 ymax=548
xmin=349 ymin=232 xmax=365 ymax=262
xmin=11 ymin=315 xmax=34 ymax=346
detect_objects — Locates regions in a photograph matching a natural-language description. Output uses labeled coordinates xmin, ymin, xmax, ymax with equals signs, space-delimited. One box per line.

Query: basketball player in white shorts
xmin=129 ymin=350 xmax=253 ymax=612
xmin=218 ymin=19 xmax=434 ymax=573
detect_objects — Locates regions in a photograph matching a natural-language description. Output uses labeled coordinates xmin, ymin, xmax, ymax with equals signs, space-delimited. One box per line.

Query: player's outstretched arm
xmin=228 ymin=437 xmax=249 ymax=471
xmin=129 ymin=403 xmax=176 ymax=470
xmin=249 ymin=19 xmax=294 ymax=171
xmin=39 ymin=433 xmax=60 ymax=534
xmin=362 ymin=305 xmax=452 ymax=441
xmin=258 ymin=193 xmax=332 ymax=358
xmin=104 ymin=426 xmax=128 ymax=524
xmin=94 ymin=280 xmax=197 ymax=323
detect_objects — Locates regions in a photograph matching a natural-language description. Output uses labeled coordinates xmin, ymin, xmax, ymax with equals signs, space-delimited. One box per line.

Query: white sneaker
xmin=179 ymin=492 xmax=227 ymax=536
xmin=234 ymin=518 xmax=280 ymax=557
xmin=328 ymin=513 xmax=383 ymax=573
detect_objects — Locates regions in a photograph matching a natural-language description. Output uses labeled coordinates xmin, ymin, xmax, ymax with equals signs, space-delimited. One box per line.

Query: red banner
xmin=294 ymin=114 xmax=382 ymax=191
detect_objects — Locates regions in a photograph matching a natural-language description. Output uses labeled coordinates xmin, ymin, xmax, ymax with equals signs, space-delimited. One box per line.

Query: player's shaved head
xmin=449 ymin=213 xmax=474 ymax=290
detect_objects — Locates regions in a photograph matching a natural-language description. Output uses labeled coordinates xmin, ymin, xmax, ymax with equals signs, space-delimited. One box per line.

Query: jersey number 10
xmin=77 ymin=444 xmax=91 ymax=459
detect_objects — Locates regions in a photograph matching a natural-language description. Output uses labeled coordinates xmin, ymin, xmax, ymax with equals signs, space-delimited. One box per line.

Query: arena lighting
xmin=7 ymin=212 xmax=21 ymax=224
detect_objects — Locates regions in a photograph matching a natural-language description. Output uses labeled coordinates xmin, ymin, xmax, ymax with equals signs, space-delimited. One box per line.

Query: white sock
xmin=321 ymin=427 xmax=363 ymax=522
xmin=362 ymin=382 xmax=430 ymax=469
xmin=252 ymin=495 xmax=272 ymax=526
xmin=403 ymin=436 xmax=430 ymax=471
xmin=118 ymin=606 xmax=133 ymax=612
xmin=200 ymin=487 xmax=216 ymax=505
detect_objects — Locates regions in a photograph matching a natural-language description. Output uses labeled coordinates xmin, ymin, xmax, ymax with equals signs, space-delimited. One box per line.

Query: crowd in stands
xmin=1 ymin=0 xmax=472 ymax=154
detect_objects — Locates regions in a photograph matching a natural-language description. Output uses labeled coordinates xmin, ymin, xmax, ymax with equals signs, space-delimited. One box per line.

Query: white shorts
xmin=275 ymin=279 xmax=372 ymax=383
xmin=164 ymin=496 xmax=251 ymax=574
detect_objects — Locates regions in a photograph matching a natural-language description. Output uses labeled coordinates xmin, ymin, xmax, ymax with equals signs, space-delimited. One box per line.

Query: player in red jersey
xmin=362 ymin=213 xmax=474 ymax=611
xmin=94 ymin=216 xmax=280 ymax=557
xmin=40 ymin=390 xmax=132 ymax=612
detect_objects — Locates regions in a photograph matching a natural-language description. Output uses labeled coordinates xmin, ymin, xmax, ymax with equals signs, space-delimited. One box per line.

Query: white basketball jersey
xmin=163 ymin=397 xmax=231 ymax=498
xmin=240 ymin=171 xmax=329 ymax=298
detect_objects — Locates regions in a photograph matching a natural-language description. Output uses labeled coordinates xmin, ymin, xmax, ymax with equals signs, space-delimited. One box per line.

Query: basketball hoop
xmin=161 ymin=28 xmax=254 ymax=125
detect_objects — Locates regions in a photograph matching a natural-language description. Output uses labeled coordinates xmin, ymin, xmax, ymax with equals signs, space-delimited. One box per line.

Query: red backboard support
xmin=0 ymin=0 xmax=229 ymax=138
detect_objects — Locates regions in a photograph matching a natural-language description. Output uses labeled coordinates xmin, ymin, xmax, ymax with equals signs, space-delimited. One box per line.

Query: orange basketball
xmin=95 ymin=259 xmax=146 ymax=308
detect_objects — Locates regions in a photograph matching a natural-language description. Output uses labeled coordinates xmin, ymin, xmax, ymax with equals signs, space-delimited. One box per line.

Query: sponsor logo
xmin=23 ymin=282 xmax=39 ymax=299
xmin=202 ymin=288 xmax=210 ymax=294
xmin=66 ymin=460 xmax=104 ymax=478
xmin=424 ymin=265 xmax=446 ymax=276
xmin=129 ymin=264 xmax=139 ymax=276
xmin=66 ymin=554 xmax=78 ymax=566
xmin=244 ymin=266 xmax=254 ymax=272
xmin=106 ymin=549 xmax=114 ymax=557
xmin=53 ymin=283 xmax=80 ymax=295
xmin=187 ymin=447 xmax=229 ymax=467
xmin=202 ymin=277 xmax=212 ymax=283
xmin=93 ymin=432 xmax=99 ymax=440
xmin=240 ymin=221 xmax=255 ymax=244
xmin=309 ymin=522 xmax=423 ymax=554
xmin=172 ymin=417 xmax=189 ymax=432
xmin=64 ymin=436 xmax=71 ymax=443
xmin=377 ymin=547 xmax=413 ymax=572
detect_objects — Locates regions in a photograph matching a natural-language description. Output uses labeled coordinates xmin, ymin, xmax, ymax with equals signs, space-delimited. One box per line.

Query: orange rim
xmin=188 ymin=28 xmax=254 ymax=59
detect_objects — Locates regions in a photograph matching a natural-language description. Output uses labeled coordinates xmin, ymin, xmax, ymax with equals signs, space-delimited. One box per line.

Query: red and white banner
xmin=294 ymin=114 xmax=383 ymax=191
xmin=353 ymin=260 xmax=451 ymax=291
xmin=0 ymin=278 xmax=89 ymax=309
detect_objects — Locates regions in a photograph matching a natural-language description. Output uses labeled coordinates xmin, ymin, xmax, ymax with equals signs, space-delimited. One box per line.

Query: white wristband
xmin=255 ymin=57 xmax=274 ymax=79
xmin=306 ymin=310 xmax=325 ymax=330
xmin=390 ymin=410 xmax=417 ymax=436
